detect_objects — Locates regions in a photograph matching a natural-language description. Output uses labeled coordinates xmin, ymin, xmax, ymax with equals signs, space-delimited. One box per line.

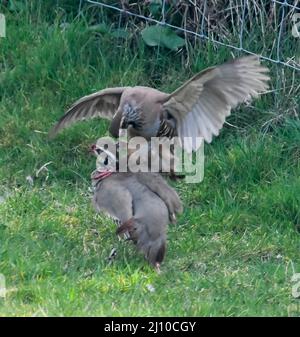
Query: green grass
xmin=0 ymin=7 xmax=299 ymax=316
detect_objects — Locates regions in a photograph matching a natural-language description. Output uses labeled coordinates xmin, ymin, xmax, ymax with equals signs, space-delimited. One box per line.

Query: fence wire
xmin=83 ymin=0 xmax=299 ymax=72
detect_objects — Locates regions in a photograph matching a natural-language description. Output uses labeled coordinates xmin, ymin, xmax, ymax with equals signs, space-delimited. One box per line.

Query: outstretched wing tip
xmin=47 ymin=121 xmax=61 ymax=139
xmin=48 ymin=128 xmax=56 ymax=140
xmin=47 ymin=87 xmax=127 ymax=137
xmin=164 ymin=55 xmax=270 ymax=151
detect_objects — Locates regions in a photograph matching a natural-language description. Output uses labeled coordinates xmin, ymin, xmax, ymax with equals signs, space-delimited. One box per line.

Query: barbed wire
xmin=83 ymin=0 xmax=300 ymax=71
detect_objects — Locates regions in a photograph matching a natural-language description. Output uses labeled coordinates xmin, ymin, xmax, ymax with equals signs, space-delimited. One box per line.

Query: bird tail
xmin=135 ymin=222 xmax=167 ymax=267
xmin=144 ymin=237 xmax=166 ymax=267
xmin=116 ymin=218 xmax=166 ymax=267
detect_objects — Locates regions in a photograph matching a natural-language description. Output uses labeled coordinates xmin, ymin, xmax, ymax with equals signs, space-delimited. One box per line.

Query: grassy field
xmin=0 ymin=6 xmax=299 ymax=316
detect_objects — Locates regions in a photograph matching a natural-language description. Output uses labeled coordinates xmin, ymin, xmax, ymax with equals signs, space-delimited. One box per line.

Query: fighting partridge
xmin=91 ymin=144 xmax=182 ymax=270
xmin=50 ymin=56 xmax=269 ymax=152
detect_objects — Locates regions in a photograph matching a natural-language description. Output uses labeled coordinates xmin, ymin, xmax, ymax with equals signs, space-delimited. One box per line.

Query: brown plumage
xmin=91 ymin=145 xmax=183 ymax=270
xmin=49 ymin=56 xmax=269 ymax=152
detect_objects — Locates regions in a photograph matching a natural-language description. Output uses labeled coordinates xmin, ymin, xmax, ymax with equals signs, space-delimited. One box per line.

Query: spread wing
xmin=49 ymin=87 xmax=129 ymax=138
xmin=163 ymin=56 xmax=270 ymax=152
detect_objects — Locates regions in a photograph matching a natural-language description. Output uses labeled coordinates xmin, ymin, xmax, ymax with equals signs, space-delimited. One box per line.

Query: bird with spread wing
xmin=49 ymin=56 xmax=269 ymax=153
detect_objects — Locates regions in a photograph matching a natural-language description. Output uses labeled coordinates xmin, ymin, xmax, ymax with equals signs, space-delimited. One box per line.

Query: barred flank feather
xmin=158 ymin=119 xmax=176 ymax=138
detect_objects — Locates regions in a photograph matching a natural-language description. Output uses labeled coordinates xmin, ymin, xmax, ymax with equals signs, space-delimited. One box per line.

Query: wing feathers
xmin=163 ymin=56 xmax=270 ymax=152
xmin=49 ymin=87 xmax=128 ymax=138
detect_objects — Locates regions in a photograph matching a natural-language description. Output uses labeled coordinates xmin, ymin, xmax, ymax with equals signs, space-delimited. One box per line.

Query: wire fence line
xmin=82 ymin=0 xmax=300 ymax=72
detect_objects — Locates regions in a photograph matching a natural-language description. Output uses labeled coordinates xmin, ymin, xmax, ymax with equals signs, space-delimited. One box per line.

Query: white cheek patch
xmin=95 ymin=145 xmax=117 ymax=163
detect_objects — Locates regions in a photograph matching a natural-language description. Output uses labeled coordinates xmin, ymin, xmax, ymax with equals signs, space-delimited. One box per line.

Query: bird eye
xmin=96 ymin=148 xmax=102 ymax=155
xmin=104 ymin=157 xmax=109 ymax=165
